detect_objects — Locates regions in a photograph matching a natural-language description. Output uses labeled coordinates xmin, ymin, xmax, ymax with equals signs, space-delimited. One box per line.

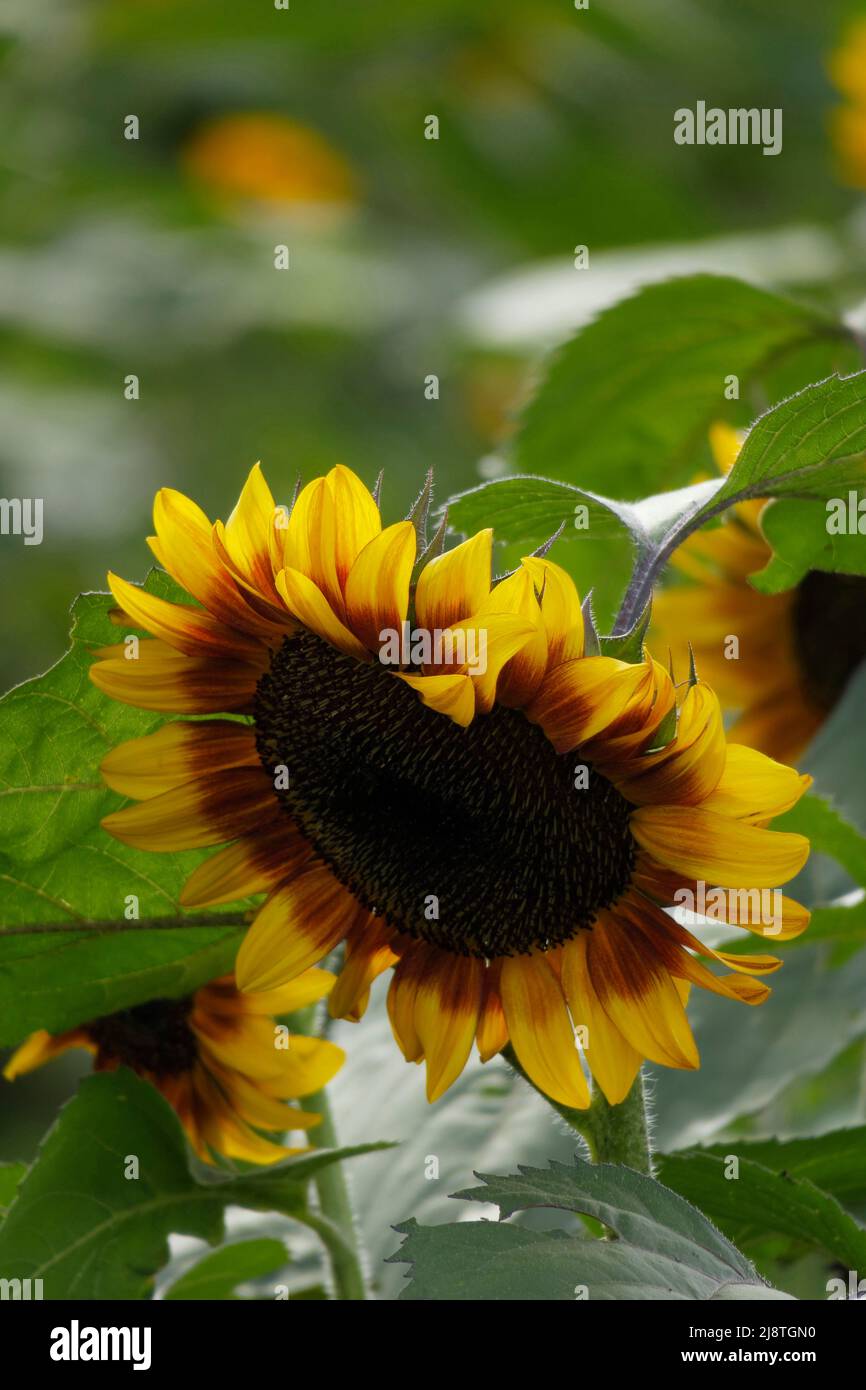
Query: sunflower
xmin=651 ymin=423 xmax=866 ymax=764
xmin=4 ymin=972 xmax=344 ymax=1164
xmin=84 ymin=461 xmax=812 ymax=1112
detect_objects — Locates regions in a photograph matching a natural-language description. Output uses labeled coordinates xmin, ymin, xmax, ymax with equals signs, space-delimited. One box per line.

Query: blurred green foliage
xmin=1 ymin=0 xmax=863 ymax=690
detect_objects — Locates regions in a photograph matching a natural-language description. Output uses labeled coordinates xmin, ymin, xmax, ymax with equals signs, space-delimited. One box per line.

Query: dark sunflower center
xmin=253 ymin=631 xmax=636 ymax=959
xmin=793 ymin=572 xmax=866 ymax=713
xmin=87 ymin=998 xmax=197 ymax=1077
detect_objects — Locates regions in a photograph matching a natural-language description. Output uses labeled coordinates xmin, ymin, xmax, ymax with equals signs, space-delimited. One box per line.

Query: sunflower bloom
xmin=87 ymin=461 xmax=812 ymax=1111
xmin=4 ymin=972 xmax=344 ymax=1164
xmin=652 ymin=424 xmax=866 ymax=763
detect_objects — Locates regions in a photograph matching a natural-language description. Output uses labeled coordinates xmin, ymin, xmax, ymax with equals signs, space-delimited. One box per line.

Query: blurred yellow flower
xmin=5 ymin=972 xmax=344 ymax=1165
xmin=651 ymin=424 xmax=866 ymax=765
xmin=829 ymin=18 xmax=866 ymax=105
xmin=182 ymin=113 xmax=357 ymax=209
xmin=828 ymin=19 xmax=866 ymax=187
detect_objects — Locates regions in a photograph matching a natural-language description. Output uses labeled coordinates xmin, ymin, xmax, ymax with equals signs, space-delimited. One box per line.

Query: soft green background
xmin=2 ymin=0 xmax=865 ymax=689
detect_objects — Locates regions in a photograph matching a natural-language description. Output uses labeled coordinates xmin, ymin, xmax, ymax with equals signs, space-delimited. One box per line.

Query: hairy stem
xmin=303 ymin=1087 xmax=366 ymax=1301
xmin=582 ymin=1073 xmax=653 ymax=1174
xmin=503 ymin=1045 xmax=652 ymax=1174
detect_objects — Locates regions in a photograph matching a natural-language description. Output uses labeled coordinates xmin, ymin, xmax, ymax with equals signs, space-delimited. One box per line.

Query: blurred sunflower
xmin=87 ymin=462 xmax=811 ymax=1110
xmin=182 ymin=112 xmax=357 ymax=209
xmin=652 ymin=424 xmax=866 ymax=763
xmin=828 ymin=18 xmax=866 ymax=187
xmin=4 ymin=971 xmax=343 ymax=1164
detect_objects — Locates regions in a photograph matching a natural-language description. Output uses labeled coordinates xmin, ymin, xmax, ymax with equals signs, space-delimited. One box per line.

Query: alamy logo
xmin=674 ymin=101 xmax=782 ymax=156
xmin=0 ymin=497 xmax=43 ymax=545
xmin=0 ymin=1277 xmax=43 ymax=1299
xmin=827 ymin=1270 xmax=866 ymax=1299
xmin=50 ymin=1320 xmax=152 ymax=1371
xmin=673 ymin=882 xmax=783 ymax=935
xmin=378 ymin=621 xmax=488 ymax=675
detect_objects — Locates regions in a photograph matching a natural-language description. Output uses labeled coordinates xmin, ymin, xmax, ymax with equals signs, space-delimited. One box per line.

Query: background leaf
xmin=163 ymin=1237 xmax=289 ymax=1300
xmin=750 ymin=494 xmax=866 ymax=594
xmin=513 ymin=275 xmax=848 ymax=494
xmin=0 ymin=1068 xmax=388 ymax=1299
xmin=656 ymin=1141 xmax=866 ymax=1274
xmin=391 ymin=1157 xmax=771 ymax=1301
xmin=0 ymin=925 xmax=243 ymax=1047
xmin=0 ymin=573 xmax=252 ymax=1048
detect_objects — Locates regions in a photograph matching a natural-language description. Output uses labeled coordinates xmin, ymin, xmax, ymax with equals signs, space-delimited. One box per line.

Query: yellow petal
xmin=615 ymin=683 xmax=726 ymax=805
xmin=586 ymin=913 xmax=699 ymax=1070
xmin=700 ymin=744 xmax=812 ymax=823
xmin=329 ymin=916 xmax=399 ymax=1021
xmin=395 ymin=671 xmax=476 ymax=727
xmin=527 ymin=656 xmax=647 ymax=753
xmin=151 ymin=487 xmax=275 ymax=636
xmin=236 ymin=865 xmax=355 ymax=991
xmin=447 ymin=611 xmax=537 ymax=714
xmin=3 ymin=1028 xmax=93 ymax=1080
xmin=102 ymin=768 xmax=273 ymax=850
xmin=344 ymin=521 xmax=416 ymax=651
xmin=476 ymin=961 xmax=508 ymax=1062
xmin=100 ymin=720 xmax=258 ymax=800
xmin=560 ymin=935 xmax=642 ymax=1105
xmin=476 ymin=567 xmax=548 ymax=707
xmin=327 ymin=464 xmax=382 ymax=590
xmin=275 ymin=567 xmax=370 ymax=661
xmin=521 ymin=556 xmax=584 ymax=665
xmin=500 ymin=953 xmax=590 ymax=1109
xmin=180 ymin=826 xmax=310 ymax=908
xmin=220 ymin=462 xmax=283 ymax=603
xmin=90 ymin=641 xmax=262 ymax=714
xmin=414 ymin=529 xmax=492 ymax=632
xmin=631 ymin=805 xmax=810 ymax=887
xmin=412 ymin=950 xmax=484 ymax=1101
xmin=261 ymin=1034 xmax=346 ymax=1098
xmin=107 ymin=572 xmax=263 ymax=661
xmin=242 ymin=967 xmax=336 ymax=1016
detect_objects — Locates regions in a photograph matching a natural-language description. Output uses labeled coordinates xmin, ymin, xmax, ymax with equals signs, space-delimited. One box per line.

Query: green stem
xmin=303 ymin=1087 xmax=366 ymax=1301
xmin=582 ymin=1073 xmax=653 ymax=1174
xmin=503 ymin=1045 xmax=652 ymax=1174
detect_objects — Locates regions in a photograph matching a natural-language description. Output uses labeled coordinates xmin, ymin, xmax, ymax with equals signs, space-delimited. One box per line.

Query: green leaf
xmin=706 ymin=372 xmax=866 ymax=514
xmin=513 ymin=275 xmax=844 ymax=494
xmin=164 ymin=1238 xmax=288 ymax=1300
xmin=750 ymin=494 xmax=866 ymax=594
xmin=450 ymin=364 xmax=866 ymax=636
xmin=656 ymin=1143 xmax=866 ymax=1273
xmin=612 ymin=371 xmax=866 ymax=630
xmin=0 ymin=1162 xmax=26 ymax=1215
xmin=445 ymin=473 xmax=719 ymax=632
xmin=710 ymin=1284 xmax=796 ymax=1301
xmin=673 ymin=1127 xmax=866 ymax=1209
xmin=0 ymin=573 xmax=254 ymax=1046
xmin=0 ymin=925 xmax=243 ymax=1046
xmin=446 ymin=475 xmax=631 ymax=548
xmin=0 ymin=1068 xmax=390 ymax=1299
xmin=318 ymin=984 xmax=583 ymax=1299
xmin=597 ymin=598 xmax=652 ymax=663
xmin=390 ymin=1158 xmax=773 ymax=1301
